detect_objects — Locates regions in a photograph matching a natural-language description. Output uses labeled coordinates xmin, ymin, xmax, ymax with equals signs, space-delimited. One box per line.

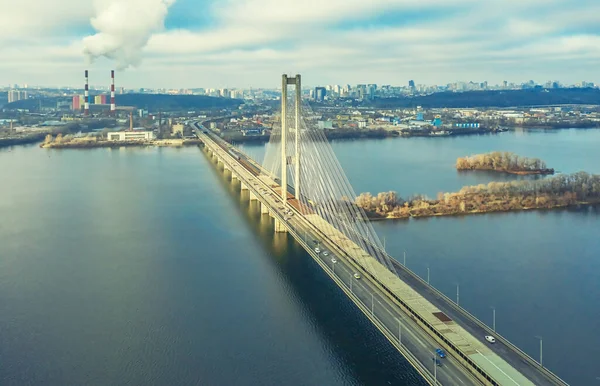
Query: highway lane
xmin=291 ymin=218 xmax=480 ymax=386
xmin=389 ymin=261 xmax=559 ymax=385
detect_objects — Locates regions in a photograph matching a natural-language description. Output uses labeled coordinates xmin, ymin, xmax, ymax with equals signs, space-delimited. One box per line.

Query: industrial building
xmin=107 ymin=131 xmax=155 ymax=141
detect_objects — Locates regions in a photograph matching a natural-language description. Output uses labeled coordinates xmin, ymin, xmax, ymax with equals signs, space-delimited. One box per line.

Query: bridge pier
xmin=274 ymin=218 xmax=287 ymax=233
xmin=240 ymin=182 xmax=248 ymax=190
xmin=249 ymin=191 xmax=258 ymax=201
xmin=260 ymin=202 xmax=269 ymax=214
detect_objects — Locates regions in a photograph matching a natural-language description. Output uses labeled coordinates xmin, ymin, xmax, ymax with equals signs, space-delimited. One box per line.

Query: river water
xmin=0 ymin=128 xmax=598 ymax=385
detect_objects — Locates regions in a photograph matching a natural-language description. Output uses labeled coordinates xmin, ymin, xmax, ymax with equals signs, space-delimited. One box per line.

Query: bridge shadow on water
xmin=200 ymin=147 xmax=427 ymax=386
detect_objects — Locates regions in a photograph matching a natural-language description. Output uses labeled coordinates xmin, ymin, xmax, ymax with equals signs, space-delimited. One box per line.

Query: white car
xmin=485 ymin=335 xmax=496 ymax=343
xmin=322 ymin=251 xmax=329 ymax=256
xmin=353 ymin=273 xmax=361 ymax=279
xmin=315 ymin=248 xmax=321 ymax=253
xmin=331 ymin=258 xmax=337 ymax=264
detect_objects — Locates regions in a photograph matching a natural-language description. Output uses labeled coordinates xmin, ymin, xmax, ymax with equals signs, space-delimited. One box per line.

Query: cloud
xmin=82 ymin=0 xmax=176 ymax=69
xmin=0 ymin=0 xmax=599 ymax=88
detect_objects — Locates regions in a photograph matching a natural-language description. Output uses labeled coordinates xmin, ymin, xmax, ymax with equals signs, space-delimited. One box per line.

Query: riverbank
xmin=40 ymin=138 xmax=202 ymax=149
xmin=365 ymin=198 xmax=600 ymax=220
xmin=0 ymin=133 xmax=47 ymax=148
xmin=223 ymin=127 xmax=500 ymax=143
xmin=458 ymin=167 xmax=554 ymax=175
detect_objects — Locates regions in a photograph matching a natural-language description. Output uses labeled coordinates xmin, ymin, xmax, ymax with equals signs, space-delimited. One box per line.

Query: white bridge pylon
xmin=262 ymin=74 xmax=398 ymax=276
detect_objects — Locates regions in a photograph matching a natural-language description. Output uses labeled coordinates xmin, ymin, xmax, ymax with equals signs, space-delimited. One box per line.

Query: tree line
xmin=354 ymin=171 xmax=600 ymax=218
xmin=456 ymin=151 xmax=553 ymax=173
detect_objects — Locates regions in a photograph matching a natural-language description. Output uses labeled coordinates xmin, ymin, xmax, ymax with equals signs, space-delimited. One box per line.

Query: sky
xmin=1 ymin=0 xmax=600 ymax=89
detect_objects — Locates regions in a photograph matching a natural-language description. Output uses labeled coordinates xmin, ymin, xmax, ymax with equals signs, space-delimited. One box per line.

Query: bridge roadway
xmin=194 ymin=125 xmax=567 ymax=386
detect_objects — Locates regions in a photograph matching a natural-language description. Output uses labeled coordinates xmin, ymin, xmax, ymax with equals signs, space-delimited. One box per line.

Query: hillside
xmin=366 ymin=88 xmax=600 ymax=108
xmin=4 ymin=93 xmax=243 ymax=111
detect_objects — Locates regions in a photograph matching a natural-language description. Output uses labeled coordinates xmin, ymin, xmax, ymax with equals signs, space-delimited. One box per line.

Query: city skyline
xmin=2 ymin=0 xmax=599 ymax=89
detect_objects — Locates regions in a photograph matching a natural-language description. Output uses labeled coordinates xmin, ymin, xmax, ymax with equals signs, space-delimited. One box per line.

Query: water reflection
xmin=198 ymin=145 xmax=426 ymax=385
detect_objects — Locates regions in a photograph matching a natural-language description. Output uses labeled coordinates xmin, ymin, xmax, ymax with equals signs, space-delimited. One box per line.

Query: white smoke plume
xmin=83 ymin=0 xmax=176 ymax=69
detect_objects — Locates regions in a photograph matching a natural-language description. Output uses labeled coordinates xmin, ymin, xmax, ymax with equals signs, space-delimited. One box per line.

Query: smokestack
xmin=129 ymin=111 xmax=133 ymax=131
xmin=110 ymin=70 xmax=116 ymax=114
xmin=84 ymin=70 xmax=90 ymax=116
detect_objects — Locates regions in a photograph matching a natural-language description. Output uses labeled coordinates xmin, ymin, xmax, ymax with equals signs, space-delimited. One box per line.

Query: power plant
xmin=84 ymin=70 xmax=90 ymax=116
xmin=76 ymin=69 xmax=118 ymax=116
xmin=110 ymin=70 xmax=116 ymax=115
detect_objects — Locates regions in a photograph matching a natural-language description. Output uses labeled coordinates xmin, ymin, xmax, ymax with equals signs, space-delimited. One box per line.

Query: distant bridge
xmin=193 ymin=74 xmax=568 ymax=386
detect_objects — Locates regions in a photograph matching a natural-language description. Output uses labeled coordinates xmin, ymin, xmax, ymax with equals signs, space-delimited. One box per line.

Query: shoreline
xmin=223 ymin=127 xmax=501 ymax=143
xmin=40 ymin=139 xmax=202 ymax=149
xmin=457 ymin=167 xmax=555 ymax=175
xmin=0 ymin=133 xmax=48 ymax=148
xmin=366 ymin=200 xmax=600 ymax=220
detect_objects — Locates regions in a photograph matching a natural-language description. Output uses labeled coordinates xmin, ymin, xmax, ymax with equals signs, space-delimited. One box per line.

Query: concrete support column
xmin=241 ymin=182 xmax=248 ymax=190
xmin=281 ymin=75 xmax=288 ymax=205
xmin=294 ymin=74 xmax=301 ymax=201
xmin=274 ymin=218 xmax=287 ymax=233
xmin=250 ymin=191 xmax=258 ymax=201
xmin=260 ymin=202 xmax=269 ymax=214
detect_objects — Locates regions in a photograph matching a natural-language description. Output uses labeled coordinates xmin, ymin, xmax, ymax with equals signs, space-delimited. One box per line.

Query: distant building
xmin=72 ymin=96 xmax=81 ymax=111
xmin=454 ymin=123 xmax=480 ymax=129
xmin=172 ymin=123 xmax=185 ymax=136
xmin=416 ymin=112 xmax=424 ymax=121
xmin=317 ymin=120 xmax=333 ymax=130
xmin=8 ymin=90 xmax=27 ymax=103
xmin=107 ymin=131 xmax=155 ymax=141
xmin=94 ymin=95 xmax=102 ymax=105
xmin=241 ymin=128 xmax=264 ymax=136
xmin=56 ymin=100 xmax=71 ymax=110
xmin=409 ymin=80 xmax=415 ymax=89
xmin=314 ymin=87 xmax=327 ymax=102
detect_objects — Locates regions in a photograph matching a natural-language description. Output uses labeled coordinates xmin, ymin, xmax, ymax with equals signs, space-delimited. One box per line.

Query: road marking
xmin=475 ymin=349 xmax=521 ymax=385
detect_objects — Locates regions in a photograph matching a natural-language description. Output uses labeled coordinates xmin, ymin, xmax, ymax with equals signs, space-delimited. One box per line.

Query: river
xmin=0 ymin=128 xmax=598 ymax=385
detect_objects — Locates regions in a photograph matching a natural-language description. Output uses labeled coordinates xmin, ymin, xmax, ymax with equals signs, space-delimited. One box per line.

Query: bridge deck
xmin=303 ymin=213 xmax=533 ymax=386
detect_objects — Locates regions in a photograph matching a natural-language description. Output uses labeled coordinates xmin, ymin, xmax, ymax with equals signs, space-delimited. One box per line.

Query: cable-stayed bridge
xmin=193 ymin=74 xmax=568 ymax=386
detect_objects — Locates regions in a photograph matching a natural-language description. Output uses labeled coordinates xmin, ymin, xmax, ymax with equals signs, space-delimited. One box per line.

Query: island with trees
xmin=456 ymin=152 xmax=554 ymax=175
xmin=354 ymin=172 xmax=600 ymax=219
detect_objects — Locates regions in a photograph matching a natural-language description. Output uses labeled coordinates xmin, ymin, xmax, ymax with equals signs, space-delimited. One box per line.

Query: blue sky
xmin=2 ymin=0 xmax=600 ymax=89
